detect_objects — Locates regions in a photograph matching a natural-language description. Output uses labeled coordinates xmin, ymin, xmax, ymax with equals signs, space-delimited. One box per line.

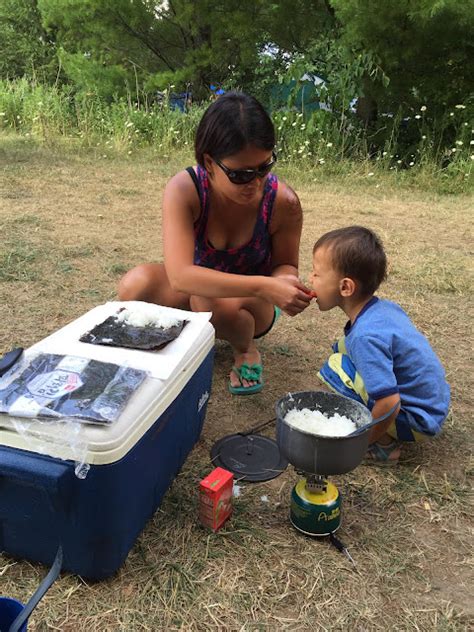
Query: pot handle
xmin=347 ymin=401 xmax=400 ymax=437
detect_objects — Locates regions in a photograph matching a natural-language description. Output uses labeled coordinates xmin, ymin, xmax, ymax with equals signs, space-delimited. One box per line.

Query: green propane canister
xmin=290 ymin=476 xmax=341 ymax=536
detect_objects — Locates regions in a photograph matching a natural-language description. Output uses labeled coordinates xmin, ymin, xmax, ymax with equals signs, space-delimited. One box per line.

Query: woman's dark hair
xmin=195 ymin=92 xmax=275 ymax=165
xmin=313 ymin=226 xmax=387 ymax=296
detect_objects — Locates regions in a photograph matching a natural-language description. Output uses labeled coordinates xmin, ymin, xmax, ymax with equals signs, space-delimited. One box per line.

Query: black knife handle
xmin=0 ymin=347 xmax=24 ymax=377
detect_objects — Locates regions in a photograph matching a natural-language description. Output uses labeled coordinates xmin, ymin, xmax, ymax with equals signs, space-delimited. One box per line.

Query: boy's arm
xmin=369 ymin=393 xmax=401 ymax=443
xmin=348 ymin=335 xmax=400 ymax=442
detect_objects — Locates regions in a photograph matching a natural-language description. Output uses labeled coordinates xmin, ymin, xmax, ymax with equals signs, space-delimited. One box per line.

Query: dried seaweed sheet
xmin=79 ymin=310 xmax=187 ymax=350
xmin=0 ymin=353 xmax=147 ymax=424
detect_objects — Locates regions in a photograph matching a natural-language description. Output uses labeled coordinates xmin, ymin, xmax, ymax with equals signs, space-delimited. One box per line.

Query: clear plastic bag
xmin=0 ymin=353 xmax=147 ymax=424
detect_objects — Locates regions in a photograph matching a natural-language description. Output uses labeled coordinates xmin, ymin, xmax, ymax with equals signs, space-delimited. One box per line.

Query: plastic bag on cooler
xmin=0 ymin=353 xmax=147 ymax=424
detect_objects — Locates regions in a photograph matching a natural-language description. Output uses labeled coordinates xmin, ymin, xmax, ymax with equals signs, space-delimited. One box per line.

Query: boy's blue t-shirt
xmin=344 ymin=297 xmax=450 ymax=435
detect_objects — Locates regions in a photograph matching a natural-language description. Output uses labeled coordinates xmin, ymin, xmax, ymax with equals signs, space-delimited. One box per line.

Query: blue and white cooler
xmin=0 ymin=302 xmax=215 ymax=579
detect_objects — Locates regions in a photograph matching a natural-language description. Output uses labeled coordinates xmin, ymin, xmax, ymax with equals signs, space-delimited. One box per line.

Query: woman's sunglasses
xmin=213 ymin=151 xmax=277 ymax=185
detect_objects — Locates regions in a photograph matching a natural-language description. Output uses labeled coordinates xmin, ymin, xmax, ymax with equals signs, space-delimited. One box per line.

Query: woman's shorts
xmin=254 ymin=306 xmax=281 ymax=340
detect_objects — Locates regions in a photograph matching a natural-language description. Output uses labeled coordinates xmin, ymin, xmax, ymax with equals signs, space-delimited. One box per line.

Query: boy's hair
xmin=195 ymin=92 xmax=275 ymax=166
xmin=313 ymin=226 xmax=387 ymax=296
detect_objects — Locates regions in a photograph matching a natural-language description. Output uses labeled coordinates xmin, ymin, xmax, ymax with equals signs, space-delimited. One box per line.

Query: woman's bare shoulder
xmin=272 ymin=179 xmax=302 ymax=227
xmin=165 ymin=168 xmax=198 ymax=196
xmin=163 ymin=168 xmax=200 ymax=217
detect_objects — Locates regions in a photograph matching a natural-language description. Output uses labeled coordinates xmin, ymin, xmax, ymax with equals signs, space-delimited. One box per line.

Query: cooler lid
xmin=0 ymin=306 xmax=215 ymax=466
xmin=29 ymin=301 xmax=213 ymax=381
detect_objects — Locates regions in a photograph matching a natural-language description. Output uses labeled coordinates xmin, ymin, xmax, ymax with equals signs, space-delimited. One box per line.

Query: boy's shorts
xmin=318 ymin=349 xmax=430 ymax=442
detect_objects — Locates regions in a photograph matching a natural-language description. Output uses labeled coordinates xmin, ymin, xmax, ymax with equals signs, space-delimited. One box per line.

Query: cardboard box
xmin=199 ymin=467 xmax=233 ymax=531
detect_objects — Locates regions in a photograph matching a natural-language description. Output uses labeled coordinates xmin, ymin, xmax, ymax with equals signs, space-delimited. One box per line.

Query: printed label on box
xmin=199 ymin=467 xmax=233 ymax=532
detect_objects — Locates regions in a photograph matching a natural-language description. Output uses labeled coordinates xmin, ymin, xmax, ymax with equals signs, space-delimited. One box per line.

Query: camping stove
xmin=290 ymin=473 xmax=341 ymax=536
xmin=275 ymin=391 xmax=375 ymax=539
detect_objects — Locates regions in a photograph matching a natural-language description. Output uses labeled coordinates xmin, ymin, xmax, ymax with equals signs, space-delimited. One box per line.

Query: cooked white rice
xmin=284 ymin=407 xmax=356 ymax=437
xmin=116 ymin=305 xmax=181 ymax=329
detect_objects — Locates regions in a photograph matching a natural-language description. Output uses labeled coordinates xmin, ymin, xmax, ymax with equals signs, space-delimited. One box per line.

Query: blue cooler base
xmin=0 ymin=349 xmax=214 ymax=580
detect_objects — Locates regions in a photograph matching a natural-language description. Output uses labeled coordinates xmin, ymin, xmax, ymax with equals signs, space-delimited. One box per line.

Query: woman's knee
xmin=192 ymin=296 xmax=238 ymax=319
xmin=118 ymin=264 xmax=159 ymax=301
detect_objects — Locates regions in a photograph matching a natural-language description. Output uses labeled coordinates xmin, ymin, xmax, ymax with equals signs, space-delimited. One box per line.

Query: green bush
xmin=0 ymin=79 xmax=472 ymax=191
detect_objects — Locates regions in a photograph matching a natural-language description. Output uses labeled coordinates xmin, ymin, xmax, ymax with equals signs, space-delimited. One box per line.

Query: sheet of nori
xmin=79 ymin=313 xmax=187 ymax=350
xmin=0 ymin=353 xmax=147 ymax=424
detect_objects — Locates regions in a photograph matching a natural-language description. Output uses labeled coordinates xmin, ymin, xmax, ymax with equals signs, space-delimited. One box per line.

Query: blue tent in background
xmin=269 ymin=74 xmax=328 ymax=116
xmin=169 ymin=91 xmax=192 ymax=112
xmin=210 ymin=85 xmax=225 ymax=97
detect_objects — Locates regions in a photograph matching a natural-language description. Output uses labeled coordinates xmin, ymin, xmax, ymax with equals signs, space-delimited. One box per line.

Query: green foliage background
xmin=0 ymin=0 xmax=473 ymax=179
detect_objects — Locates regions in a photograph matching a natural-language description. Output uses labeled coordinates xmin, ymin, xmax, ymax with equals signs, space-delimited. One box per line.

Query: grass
xmin=1 ymin=79 xmax=473 ymax=195
xmin=0 ymin=137 xmax=473 ymax=630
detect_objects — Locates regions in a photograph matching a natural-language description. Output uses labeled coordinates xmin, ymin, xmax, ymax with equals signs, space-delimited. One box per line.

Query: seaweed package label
xmin=0 ymin=353 xmax=148 ymax=424
xmin=27 ymin=371 xmax=84 ymax=402
xmin=26 ymin=356 xmax=87 ymax=404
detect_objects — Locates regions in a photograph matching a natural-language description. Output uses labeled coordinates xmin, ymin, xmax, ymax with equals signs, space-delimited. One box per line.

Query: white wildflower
xmin=415 ymin=115 xmax=421 ymax=120
xmin=420 ymin=105 xmax=427 ymax=112
xmin=455 ymin=104 xmax=466 ymax=109
xmin=455 ymin=140 xmax=463 ymax=146
xmin=409 ymin=161 xmax=415 ymax=166
xmin=421 ymin=135 xmax=426 ymax=140
xmin=282 ymin=116 xmax=287 ymax=121
xmin=470 ymin=140 xmax=474 ymax=145
xmin=326 ymin=142 xmax=333 ymax=148
xmin=367 ymin=172 xmax=374 ymax=177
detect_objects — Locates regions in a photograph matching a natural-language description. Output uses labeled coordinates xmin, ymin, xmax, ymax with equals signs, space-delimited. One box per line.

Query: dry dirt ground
xmin=0 ymin=138 xmax=473 ymax=631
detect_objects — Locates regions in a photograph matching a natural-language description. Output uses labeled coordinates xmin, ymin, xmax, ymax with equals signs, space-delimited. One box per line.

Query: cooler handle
xmin=0 ymin=448 xmax=72 ymax=495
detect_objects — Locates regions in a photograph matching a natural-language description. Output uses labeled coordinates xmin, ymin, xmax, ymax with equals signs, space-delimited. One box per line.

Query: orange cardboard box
xmin=199 ymin=467 xmax=233 ymax=532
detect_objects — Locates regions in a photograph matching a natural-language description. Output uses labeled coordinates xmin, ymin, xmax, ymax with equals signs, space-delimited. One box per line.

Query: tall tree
xmin=330 ymin=0 xmax=474 ymax=113
xmin=0 ymin=0 xmax=56 ymax=81
xmin=37 ymin=0 xmax=271 ymax=97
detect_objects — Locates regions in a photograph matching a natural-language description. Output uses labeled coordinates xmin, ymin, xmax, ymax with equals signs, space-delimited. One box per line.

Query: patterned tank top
xmin=187 ymin=165 xmax=278 ymax=275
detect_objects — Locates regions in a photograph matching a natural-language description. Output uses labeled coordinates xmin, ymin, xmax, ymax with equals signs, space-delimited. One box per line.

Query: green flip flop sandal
xmin=228 ymin=363 xmax=264 ymax=396
xmin=363 ymin=440 xmax=401 ymax=466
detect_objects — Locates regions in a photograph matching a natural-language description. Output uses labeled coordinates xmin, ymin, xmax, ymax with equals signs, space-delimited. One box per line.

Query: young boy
xmin=310 ymin=226 xmax=450 ymax=464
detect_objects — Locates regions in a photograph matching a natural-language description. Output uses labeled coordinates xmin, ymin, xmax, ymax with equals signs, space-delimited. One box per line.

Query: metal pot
xmin=275 ymin=391 xmax=372 ymax=476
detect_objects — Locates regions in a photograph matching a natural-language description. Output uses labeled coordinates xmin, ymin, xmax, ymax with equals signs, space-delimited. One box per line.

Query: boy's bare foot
xmin=365 ymin=437 xmax=401 ymax=465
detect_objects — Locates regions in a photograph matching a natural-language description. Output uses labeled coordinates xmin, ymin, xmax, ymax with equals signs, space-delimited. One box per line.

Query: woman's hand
xmin=260 ymin=275 xmax=313 ymax=316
